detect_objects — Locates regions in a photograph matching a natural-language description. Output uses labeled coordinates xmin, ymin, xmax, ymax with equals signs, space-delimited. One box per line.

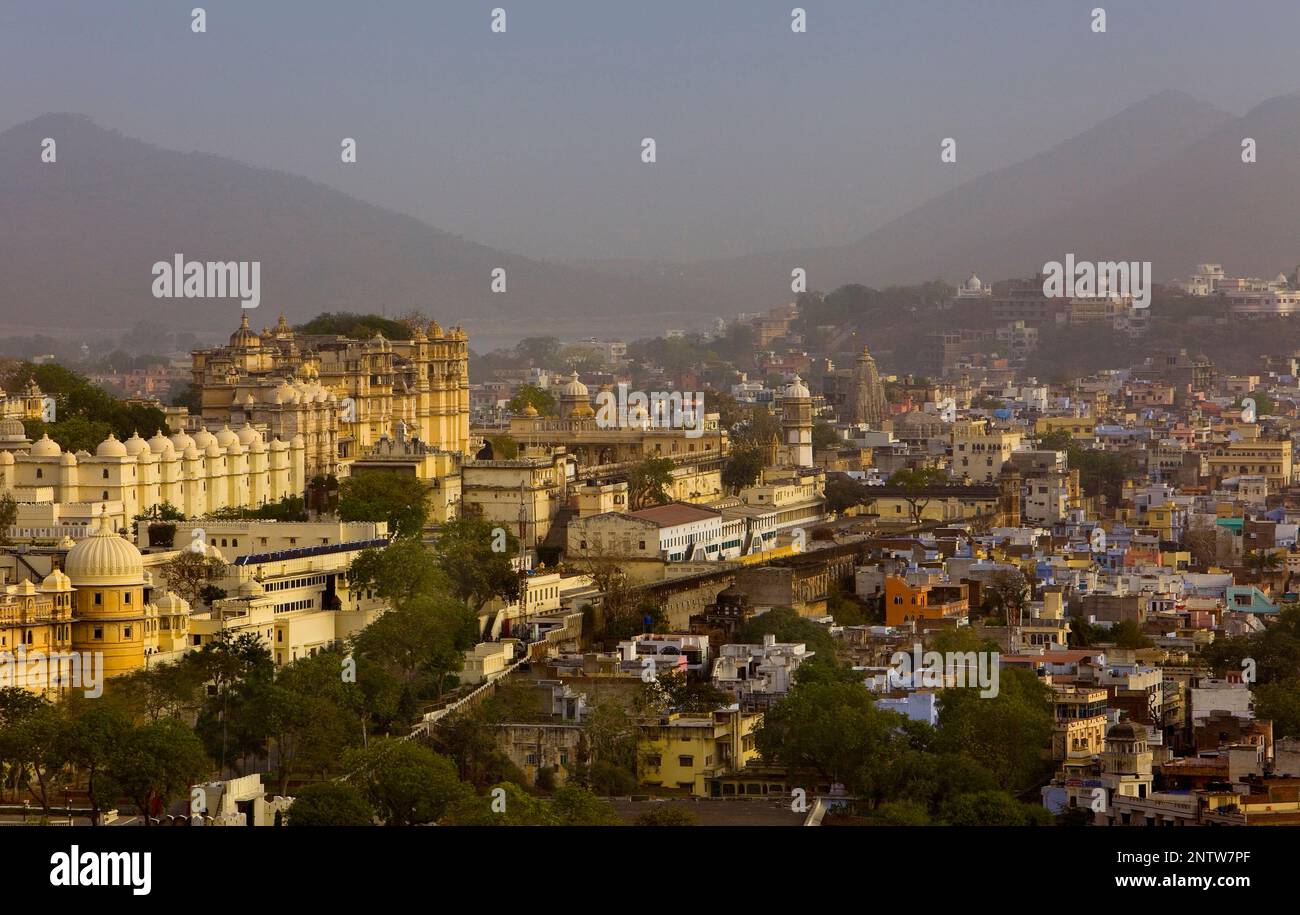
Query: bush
xmin=286 ymin=783 xmax=373 ymax=826
xmin=634 ymin=805 xmax=698 ymax=827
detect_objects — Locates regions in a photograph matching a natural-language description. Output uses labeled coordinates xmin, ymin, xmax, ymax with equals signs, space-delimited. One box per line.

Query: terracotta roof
xmin=626 ymin=502 xmax=721 ymax=528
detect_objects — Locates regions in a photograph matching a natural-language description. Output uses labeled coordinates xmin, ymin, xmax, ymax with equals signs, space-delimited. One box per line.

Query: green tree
xmin=342 ymin=739 xmax=470 ymax=826
xmin=110 ymin=718 xmax=212 ymax=824
xmin=434 ymin=515 xmax=521 ymax=613
xmin=721 ymin=446 xmax=764 ymax=493
xmin=872 ymin=800 xmax=932 ymax=826
xmin=755 ymin=678 xmax=911 ymax=796
xmin=286 ymin=782 xmax=374 ymax=826
xmin=938 ymin=790 xmax=1052 ymax=826
xmin=487 ymin=434 xmax=518 ymax=459
xmin=738 ymin=607 xmax=837 ymax=670
xmin=59 ymin=704 xmax=130 ymax=826
xmin=350 ymin=592 xmax=479 ymax=710
xmin=0 ymin=691 xmax=62 ymax=810
xmin=825 ymin=475 xmax=869 ymax=514
xmin=507 ymin=384 xmax=556 ymax=416
xmin=242 ymin=650 xmax=363 ymax=793
xmin=339 ymin=473 xmax=429 ymax=538
xmin=886 ymin=467 xmax=949 ymax=524
xmin=573 ymin=701 xmax=638 ymax=795
xmin=812 ymin=423 xmax=841 ymax=450
xmin=627 ymin=455 xmax=675 ymax=510
xmin=442 ymin=781 xmax=558 ymax=826
xmin=551 ymin=784 xmax=622 ymax=825
xmin=1253 ymin=681 xmax=1300 ymax=739
xmin=933 ymin=668 xmax=1053 ymax=793
xmin=1108 ymin=619 xmax=1152 ymax=649
xmin=348 ymin=538 xmax=445 ymax=606
xmin=0 ymin=493 xmax=17 ymax=546
xmin=296 ymin=312 xmax=412 ymax=340
xmin=1244 ymin=549 xmax=1284 ymax=575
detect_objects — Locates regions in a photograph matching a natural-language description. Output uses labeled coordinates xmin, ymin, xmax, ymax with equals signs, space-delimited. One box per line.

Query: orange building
xmin=884 ymin=575 xmax=970 ymax=627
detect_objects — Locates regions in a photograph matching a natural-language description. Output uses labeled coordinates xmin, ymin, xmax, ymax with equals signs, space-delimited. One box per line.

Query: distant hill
xmin=7 ymin=92 xmax=1300 ymax=345
xmin=624 ymin=90 xmax=1245 ymax=303
xmin=0 ymin=114 xmax=715 ymax=340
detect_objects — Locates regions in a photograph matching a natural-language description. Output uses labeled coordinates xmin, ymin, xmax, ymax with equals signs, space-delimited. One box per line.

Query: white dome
xmin=170 ymin=431 xmax=196 ymax=451
xmin=95 ymin=435 xmax=128 ymax=458
xmin=154 ymin=590 xmax=191 ymax=613
xmin=192 ymin=429 xmax=216 ymax=450
xmin=123 ymin=432 xmax=149 ymax=456
xmin=30 ymin=434 xmax=61 ymax=457
xmin=39 ymin=568 xmax=71 ymax=592
xmin=558 ymin=372 xmax=589 ymax=397
xmin=148 ymin=431 xmax=175 ymax=455
xmin=215 ymin=426 xmax=239 ymax=448
xmin=236 ymin=425 xmax=263 ymax=446
xmin=784 ymin=375 xmax=811 ymax=398
xmin=64 ymin=512 xmax=145 ymax=586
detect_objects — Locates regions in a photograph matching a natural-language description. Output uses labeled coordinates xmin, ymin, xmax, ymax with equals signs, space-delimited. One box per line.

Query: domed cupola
xmin=64 ymin=511 xmax=145 ymax=587
xmin=229 ymin=314 xmax=260 ymax=348
xmin=95 ymin=434 xmax=128 ymax=458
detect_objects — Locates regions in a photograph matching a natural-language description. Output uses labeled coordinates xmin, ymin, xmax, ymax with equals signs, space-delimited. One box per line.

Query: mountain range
xmin=3 ymin=91 xmax=1300 ymax=344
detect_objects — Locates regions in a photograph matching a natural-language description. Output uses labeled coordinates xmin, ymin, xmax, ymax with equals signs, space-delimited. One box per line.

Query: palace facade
xmin=191 ymin=315 xmax=471 ymax=477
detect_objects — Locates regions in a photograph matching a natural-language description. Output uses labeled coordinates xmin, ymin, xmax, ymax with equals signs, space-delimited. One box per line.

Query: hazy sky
xmin=3 ymin=0 xmax=1299 ymax=263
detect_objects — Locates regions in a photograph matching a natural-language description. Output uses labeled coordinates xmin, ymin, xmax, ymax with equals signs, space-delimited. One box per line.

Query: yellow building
xmin=64 ymin=511 xmax=192 ymax=679
xmin=507 ymin=374 xmax=727 ymax=484
xmin=0 ymin=426 xmax=307 ymax=534
xmin=951 ymin=419 xmax=1023 ymax=483
xmin=637 ymin=708 xmax=761 ymax=796
xmin=1035 ymin=416 xmax=1097 ymax=441
xmin=864 ymin=482 xmax=1010 ymax=527
xmin=0 ymin=576 xmax=73 ymax=696
xmin=192 ymin=315 xmax=471 ymax=477
xmin=1051 ymin=686 xmax=1109 ymax=761
xmin=1207 ymin=439 xmax=1292 ymax=489
xmin=461 ymin=452 xmax=576 ymax=548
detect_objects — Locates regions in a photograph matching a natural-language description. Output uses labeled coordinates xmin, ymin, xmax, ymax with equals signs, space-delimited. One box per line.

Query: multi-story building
xmin=1207 ymin=439 xmax=1292 ymax=489
xmin=461 ymin=452 xmax=575 ymax=549
xmin=182 ymin=527 xmax=392 ymax=666
xmin=191 ymin=315 xmax=471 ymax=477
xmin=1 ymin=427 xmax=306 ymax=534
xmin=711 ymin=633 xmax=810 ymax=709
xmin=1050 ymin=686 xmax=1109 ymax=761
xmin=637 ymin=708 xmax=762 ymax=796
xmin=883 ymin=573 xmax=969 ymax=627
xmin=951 ymin=419 xmax=1023 ymax=483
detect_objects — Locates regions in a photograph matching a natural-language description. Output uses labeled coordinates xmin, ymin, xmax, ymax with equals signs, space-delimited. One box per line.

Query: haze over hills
xmin=630 ymin=90 xmax=1249 ymax=303
xmin=5 ymin=91 xmax=1300 ymax=346
xmin=0 ymin=113 xmax=717 ymax=342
